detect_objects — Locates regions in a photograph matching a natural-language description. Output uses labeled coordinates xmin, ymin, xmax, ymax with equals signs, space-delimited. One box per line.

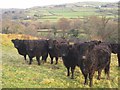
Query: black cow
xmin=47 ymin=39 xmax=62 ymax=64
xmin=110 ymin=43 xmax=120 ymax=67
xmin=25 ymin=40 xmax=48 ymax=65
xmin=59 ymin=43 xmax=79 ymax=79
xmin=110 ymin=43 xmax=118 ymax=54
xmin=77 ymin=42 xmax=111 ymax=87
xmin=11 ymin=39 xmax=27 ymax=61
xmin=117 ymin=44 xmax=120 ymax=67
xmin=117 ymin=53 xmax=120 ymax=67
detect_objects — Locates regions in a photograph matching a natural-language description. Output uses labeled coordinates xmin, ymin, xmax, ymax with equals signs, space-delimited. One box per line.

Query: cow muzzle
xmin=82 ymin=56 xmax=86 ymax=59
xmin=49 ymin=47 xmax=52 ymax=49
xmin=62 ymin=54 xmax=66 ymax=56
xmin=30 ymin=49 xmax=33 ymax=51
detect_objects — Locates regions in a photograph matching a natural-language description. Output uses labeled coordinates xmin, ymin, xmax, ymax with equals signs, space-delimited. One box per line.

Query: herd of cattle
xmin=11 ymin=39 xmax=120 ymax=87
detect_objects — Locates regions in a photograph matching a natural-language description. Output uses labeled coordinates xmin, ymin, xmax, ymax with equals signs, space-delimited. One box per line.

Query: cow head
xmin=77 ymin=42 xmax=91 ymax=60
xmin=110 ymin=43 xmax=118 ymax=54
xmin=59 ymin=43 xmax=72 ymax=57
xmin=11 ymin=39 xmax=22 ymax=48
xmin=47 ymin=39 xmax=58 ymax=50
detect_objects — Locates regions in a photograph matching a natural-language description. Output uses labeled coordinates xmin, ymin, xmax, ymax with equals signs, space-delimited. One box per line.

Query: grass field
xmin=1 ymin=34 xmax=120 ymax=88
xmin=26 ymin=4 xmax=118 ymax=22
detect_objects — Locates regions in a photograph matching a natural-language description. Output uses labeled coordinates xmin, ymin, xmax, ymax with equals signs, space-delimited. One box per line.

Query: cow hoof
xmin=84 ymin=83 xmax=87 ymax=85
xmin=107 ymin=77 xmax=110 ymax=80
xmin=38 ymin=63 xmax=41 ymax=65
xmin=97 ymin=77 xmax=100 ymax=80
xmin=44 ymin=61 xmax=47 ymax=63
xmin=29 ymin=62 xmax=32 ymax=65
xmin=67 ymin=74 xmax=70 ymax=77
xmin=51 ymin=62 xmax=53 ymax=64
xmin=42 ymin=61 xmax=45 ymax=64
xmin=89 ymin=84 xmax=92 ymax=87
xmin=25 ymin=61 xmax=28 ymax=63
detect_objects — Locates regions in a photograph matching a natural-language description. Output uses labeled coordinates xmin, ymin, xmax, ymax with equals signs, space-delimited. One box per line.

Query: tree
xmin=83 ymin=16 xmax=112 ymax=41
xmin=41 ymin=20 xmax=51 ymax=29
xmin=68 ymin=29 xmax=79 ymax=38
xmin=51 ymin=23 xmax=58 ymax=38
xmin=104 ymin=20 xmax=118 ymax=43
xmin=70 ymin=18 xmax=81 ymax=30
xmin=2 ymin=18 xmax=26 ymax=34
xmin=24 ymin=23 xmax=38 ymax=37
xmin=97 ymin=16 xmax=111 ymax=40
xmin=57 ymin=18 xmax=70 ymax=38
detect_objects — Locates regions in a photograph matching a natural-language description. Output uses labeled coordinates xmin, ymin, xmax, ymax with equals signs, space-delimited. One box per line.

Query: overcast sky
xmin=0 ymin=0 xmax=119 ymax=9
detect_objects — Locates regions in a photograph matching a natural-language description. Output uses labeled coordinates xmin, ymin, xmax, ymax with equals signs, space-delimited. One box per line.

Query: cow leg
xmin=117 ymin=53 xmax=120 ymax=67
xmin=41 ymin=56 xmax=44 ymax=63
xmin=80 ymin=67 xmax=88 ymax=85
xmin=97 ymin=69 xmax=102 ymax=80
xmin=83 ymin=73 xmax=88 ymax=85
xmin=71 ymin=67 xmax=75 ymax=79
xmin=29 ymin=57 xmax=33 ymax=65
xmin=50 ymin=55 xmax=54 ymax=64
xmin=41 ymin=56 xmax=45 ymax=64
xmin=89 ymin=72 xmax=95 ymax=87
xmin=80 ymin=68 xmax=88 ymax=85
xmin=67 ymin=67 xmax=70 ymax=77
xmin=55 ymin=57 xmax=58 ymax=64
xmin=36 ymin=56 xmax=40 ymax=65
xmin=24 ymin=55 xmax=27 ymax=60
xmin=104 ymin=64 xmax=110 ymax=80
xmin=44 ymin=53 xmax=48 ymax=63
xmin=42 ymin=53 xmax=48 ymax=63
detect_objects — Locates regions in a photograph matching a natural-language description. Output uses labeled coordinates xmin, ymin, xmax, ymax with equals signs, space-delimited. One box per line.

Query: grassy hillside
xmin=2 ymin=2 xmax=118 ymax=22
xmin=1 ymin=34 xmax=120 ymax=88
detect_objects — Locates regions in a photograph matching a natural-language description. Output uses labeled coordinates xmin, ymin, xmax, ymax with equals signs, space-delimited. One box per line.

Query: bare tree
xmin=97 ymin=16 xmax=111 ymax=40
xmin=57 ymin=18 xmax=70 ymax=38
xmin=83 ymin=16 xmax=112 ymax=41
xmin=70 ymin=18 xmax=81 ymax=30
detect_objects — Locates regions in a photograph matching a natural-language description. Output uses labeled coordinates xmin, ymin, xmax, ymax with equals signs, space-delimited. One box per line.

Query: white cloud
xmin=0 ymin=0 xmax=119 ymax=9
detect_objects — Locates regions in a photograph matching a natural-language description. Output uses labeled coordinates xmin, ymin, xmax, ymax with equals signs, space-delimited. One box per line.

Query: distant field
xmin=2 ymin=2 xmax=118 ymax=22
xmin=26 ymin=5 xmax=117 ymax=22
xmin=28 ymin=9 xmax=98 ymax=22
xmin=1 ymin=34 xmax=120 ymax=88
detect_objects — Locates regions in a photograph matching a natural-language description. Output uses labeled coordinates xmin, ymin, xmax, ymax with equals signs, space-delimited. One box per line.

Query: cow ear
xmin=98 ymin=41 xmax=102 ymax=44
xmin=57 ymin=44 xmax=61 ymax=49
xmin=53 ymin=40 xmax=58 ymax=44
xmin=11 ymin=39 xmax=14 ymax=43
xmin=45 ymin=39 xmax=48 ymax=43
xmin=53 ymin=40 xmax=56 ymax=42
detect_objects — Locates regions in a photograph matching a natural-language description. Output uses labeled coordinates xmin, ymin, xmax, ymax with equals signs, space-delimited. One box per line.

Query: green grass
xmin=25 ymin=5 xmax=118 ymax=22
xmin=1 ymin=36 xmax=120 ymax=88
xmin=43 ymin=8 xmax=99 ymax=19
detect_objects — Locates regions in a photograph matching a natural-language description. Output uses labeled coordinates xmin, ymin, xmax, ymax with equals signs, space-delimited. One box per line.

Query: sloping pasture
xmin=1 ymin=34 xmax=119 ymax=88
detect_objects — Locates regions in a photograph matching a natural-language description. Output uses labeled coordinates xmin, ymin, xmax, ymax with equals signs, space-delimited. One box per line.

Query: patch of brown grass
xmin=0 ymin=34 xmax=38 ymax=46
